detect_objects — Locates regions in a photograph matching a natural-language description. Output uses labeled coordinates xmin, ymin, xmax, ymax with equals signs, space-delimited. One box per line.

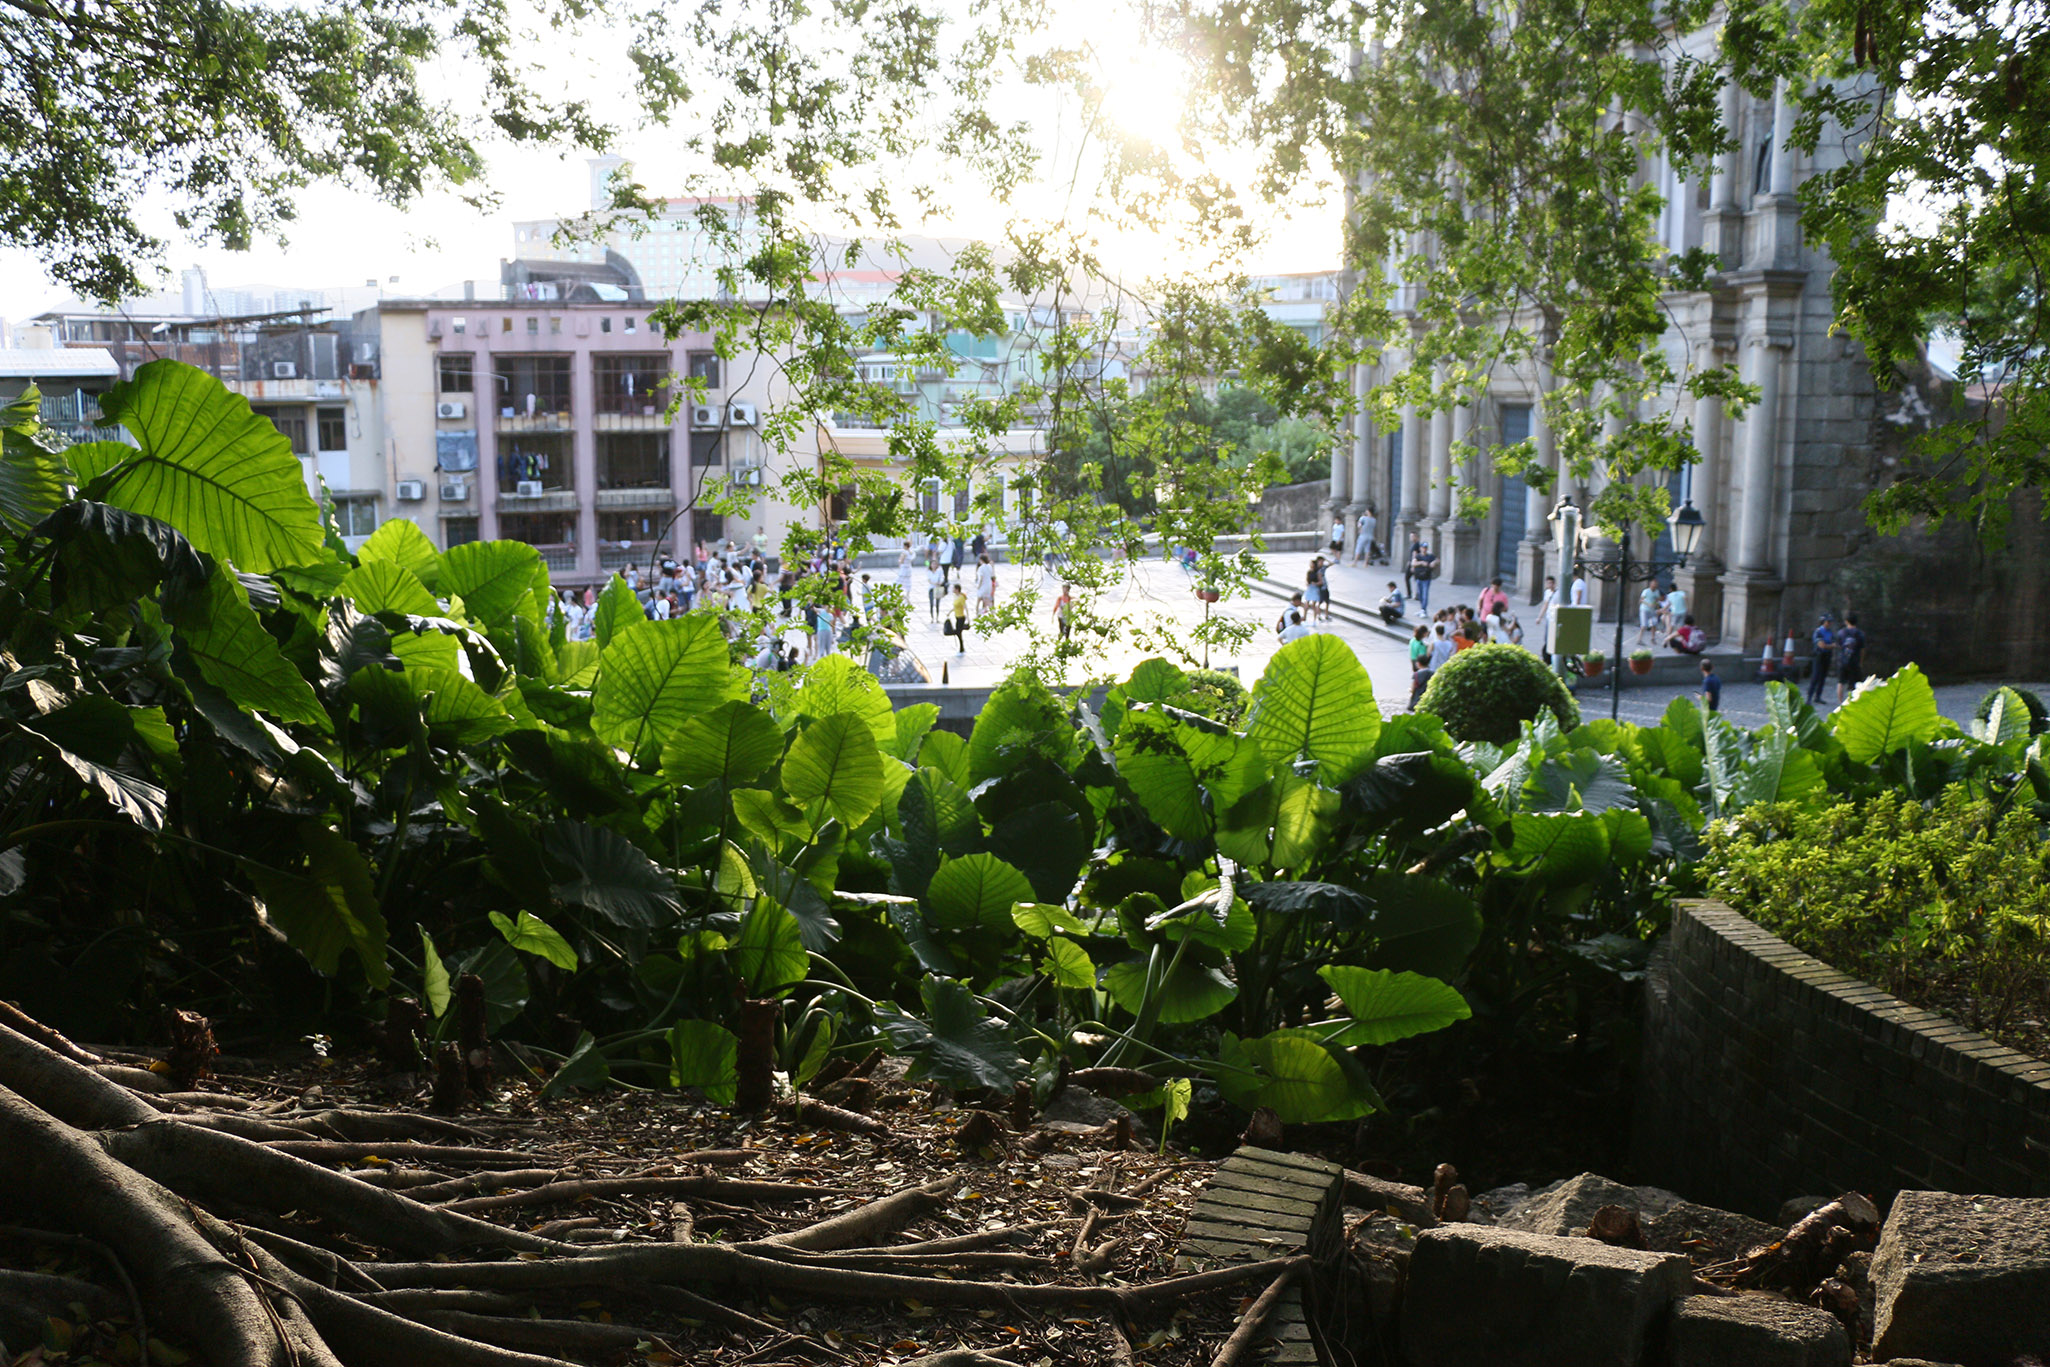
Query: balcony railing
xmin=598 ymin=539 xmax=672 ymax=571
xmin=596 ymin=487 xmax=674 ymax=510
xmin=529 ymin=543 xmax=578 ymax=574
xmin=494 ymin=412 xmax=573 ymax=433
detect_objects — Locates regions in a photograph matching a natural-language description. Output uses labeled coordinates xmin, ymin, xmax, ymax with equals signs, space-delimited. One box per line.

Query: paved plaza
xmin=863 ymin=548 xmax=2044 ymax=730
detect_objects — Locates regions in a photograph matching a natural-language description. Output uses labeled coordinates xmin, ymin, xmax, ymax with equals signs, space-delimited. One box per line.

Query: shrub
xmin=1181 ymin=668 xmax=1249 ymax=727
xmin=1705 ymin=790 xmax=2050 ymax=1048
xmin=1416 ymin=642 xmax=1580 ymax=743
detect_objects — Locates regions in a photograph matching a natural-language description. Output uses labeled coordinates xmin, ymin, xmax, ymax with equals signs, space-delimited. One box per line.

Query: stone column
xmin=1348 ymin=361 xmax=1374 ymax=524
xmin=1396 ymin=394 xmax=1425 ymax=556
xmin=1756 ymin=78 xmax=1803 ymax=266
xmin=1673 ymin=339 xmax=1728 ymax=638
xmin=1514 ymin=364 xmax=1558 ymax=602
xmin=1719 ymin=333 xmax=1788 ymax=649
xmin=1442 ymin=397 xmax=1486 ymax=583
xmin=1326 ymin=399 xmax=1352 ymax=519
xmin=1768 ymin=79 xmax=1797 ymax=196
xmin=1705 ymin=75 xmax=1745 ymax=265
xmin=1425 ymin=365 xmax=1453 ymax=547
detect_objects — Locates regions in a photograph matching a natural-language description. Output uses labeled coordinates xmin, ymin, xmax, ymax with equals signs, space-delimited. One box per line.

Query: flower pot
xmin=1196 ymin=588 xmax=1220 ymax=603
xmin=1583 ymin=659 xmax=1606 ymax=678
xmin=1629 ymin=656 xmax=1654 ymax=675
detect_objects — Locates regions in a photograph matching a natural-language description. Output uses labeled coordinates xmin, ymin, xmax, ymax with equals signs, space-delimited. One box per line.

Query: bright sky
xmin=0 ymin=1 xmax=1343 ymax=325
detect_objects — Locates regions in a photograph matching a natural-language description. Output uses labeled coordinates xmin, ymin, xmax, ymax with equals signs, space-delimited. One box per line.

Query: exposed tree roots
xmin=0 ymin=1003 xmax=1278 ymax=1366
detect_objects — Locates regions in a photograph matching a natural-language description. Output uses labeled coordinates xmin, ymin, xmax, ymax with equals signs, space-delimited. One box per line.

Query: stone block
xmin=1494 ymin=1172 xmax=1778 ymax=1260
xmin=1399 ymin=1225 xmax=1692 ymax=1367
xmin=1871 ymin=1191 xmax=2050 ymax=1366
xmin=1667 ymin=1294 xmax=1851 ymax=1367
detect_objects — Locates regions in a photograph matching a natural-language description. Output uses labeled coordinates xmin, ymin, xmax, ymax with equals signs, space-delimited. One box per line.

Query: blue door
xmin=1387 ymin=429 xmax=1402 ymax=522
xmin=1494 ymin=405 xmax=1534 ymax=582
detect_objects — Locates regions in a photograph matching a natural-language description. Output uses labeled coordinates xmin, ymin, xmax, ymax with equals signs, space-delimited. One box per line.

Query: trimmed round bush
xmin=1416 ymin=643 xmax=1580 ymax=743
xmin=1181 ymin=668 xmax=1250 ymax=727
xmin=1974 ymin=685 xmax=2049 ymax=737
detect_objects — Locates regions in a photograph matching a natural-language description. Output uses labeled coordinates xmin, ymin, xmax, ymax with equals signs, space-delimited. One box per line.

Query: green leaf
xmin=1041 ymin=936 xmax=1096 ymax=989
xmin=357 ymin=519 xmax=445 ymax=590
xmin=404 ymin=667 xmax=514 ymax=744
xmin=873 ymin=976 xmax=1028 ymax=1090
xmin=728 ymin=902 xmax=809 ymax=994
xmin=1528 ymin=750 xmax=1636 ymax=814
xmin=420 ymin=929 xmax=451 ymax=1017
xmin=1245 ymin=634 xmax=1378 ymax=783
xmin=1502 ymin=811 xmax=1611 ymax=887
xmin=1213 ymin=1029 xmax=1378 ymax=1123
xmin=1728 ymin=728 xmax=1826 ymax=809
xmin=40 ymin=501 xmax=207 ymax=613
xmin=792 ymin=654 xmax=896 ymax=746
xmin=1975 ymin=687 xmax=2036 ymax=745
xmin=1117 ymin=713 xmax=1210 ymax=841
xmin=6 ymin=721 xmax=167 ymax=831
xmin=966 ymin=676 xmax=1077 ymax=785
xmin=1831 ymin=663 xmax=1942 ymax=763
xmin=781 ymin=711 xmax=884 ymax=828
xmin=488 ymin=910 xmax=578 ymax=971
xmin=165 ymin=567 xmax=329 ymax=730
xmin=540 ymin=1030 xmax=610 ymax=1100
xmin=340 ymin=559 xmax=439 ymax=617
xmin=439 ymin=539 xmax=547 ymax=626
xmin=919 ymin=729 xmax=970 ymax=786
xmin=0 ymin=393 xmax=72 ymax=531
xmin=732 ymin=788 xmax=811 ymax=848
xmin=887 ymin=703 xmax=940 ymax=762
xmin=1318 ymin=966 xmax=1471 ymax=1046
xmin=668 ymin=1020 xmax=739 ymax=1102
xmin=1012 ymin=902 xmax=1090 ymax=937
xmin=1355 ymin=872 xmax=1483 ymax=979
xmin=540 ymin=819 xmax=681 ymax=928
xmin=1159 ymin=1076 xmax=1192 ymax=1130
xmin=85 ymin=360 xmax=325 ymax=571
xmin=924 ymin=852 xmax=1035 ymax=931
xmin=592 ymin=573 xmax=642 ymax=648
xmin=592 ymin=614 xmax=736 ymax=762
xmin=248 ymin=822 xmax=390 ymax=988
xmin=1271 ymin=771 xmax=1337 ymax=868
xmin=987 ymin=800 xmax=1090 ymax=905
xmin=1125 ymin=657 xmax=1189 ymax=703
xmin=1103 ymin=954 xmax=1238 ymax=1024
xmin=663 ymin=700 xmax=786 ymax=789
xmin=445 ymin=940 xmax=530 ymax=1030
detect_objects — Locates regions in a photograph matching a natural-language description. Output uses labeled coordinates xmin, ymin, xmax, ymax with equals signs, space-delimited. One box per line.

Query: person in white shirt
xmin=1353 ymin=510 xmax=1379 ymax=565
xmin=1663 ymin=585 xmax=1688 ymax=636
xmin=974 ymin=555 xmax=996 ymax=615
xmin=925 ymin=555 xmax=947 ymax=623
xmin=1570 ymin=575 xmax=1589 ymax=607
xmin=1536 ymin=574 xmax=1558 ymax=657
xmin=651 ymin=594 xmax=672 ymax=621
xmin=1635 ymin=583 xmax=1660 ymax=646
xmin=1279 ymin=610 xmax=1313 ymax=643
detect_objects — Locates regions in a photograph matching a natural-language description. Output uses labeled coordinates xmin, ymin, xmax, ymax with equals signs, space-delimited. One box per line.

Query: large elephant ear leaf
xmin=1831 ymin=663 xmax=1942 ymax=763
xmin=663 ymin=700 xmax=786 ymax=789
xmin=356 ymin=518 xmax=445 ymax=592
xmin=1318 ymin=966 xmax=1470 ymax=1046
xmin=165 ymin=566 xmax=330 ymax=730
xmin=340 ymin=559 xmax=440 ymax=617
xmin=84 ymin=359 xmax=326 ymax=571
xmin=873 ymin=976 xmax=1029 ymax=1091
xmin=439 ymin=539 xmax=547 ymax=626
xmin=592 ymin=614 xmax=737 ymax=763
xmin=0 ymin=393 xmax=74 ymax=531
xmin=592 ymin=573 xmax=642 ymax=648
xmin=247 ymin=822 xmax=391 ymax=989
xmin=540 ymin=819 xmax=682 ymax=929
xmin=791 ymin=655 xmax=896 ymax=746
xmin=781 ymin=711 xmax=884 ymax=828
xmin=1212 ymin=1028 xmax=1379 ymax=1123
xmin=1246 ymin=634 xmax=1378 ymax=784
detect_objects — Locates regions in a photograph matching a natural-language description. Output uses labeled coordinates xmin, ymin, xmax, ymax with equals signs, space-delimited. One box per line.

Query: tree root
xmin=441 ymin=1172 xmax=838 ymax=1215
xmin=880 ymin=1220 xmax=1063 ymax=1254
xmin=265 ymin=1140 xmax=546 ymax=1167
xmin=0 ymin=1266 xmax=128 ymax=1320
xmin=1207 ymin=1262 xmax=1298 ymax=1367
xmin=406 ymin=1306 xmax=676 ymax=1355
xmin=761 ymin=1175 xmax=957 ymax=1251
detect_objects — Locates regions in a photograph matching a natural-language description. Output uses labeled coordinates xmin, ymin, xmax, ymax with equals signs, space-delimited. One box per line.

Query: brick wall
xmin=1633 ymin=900 xmax=2050 ymax=1219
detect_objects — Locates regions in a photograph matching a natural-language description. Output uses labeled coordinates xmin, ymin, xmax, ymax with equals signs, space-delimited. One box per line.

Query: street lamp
xmin=1569 ymin=498 xmax=1708 ymax=722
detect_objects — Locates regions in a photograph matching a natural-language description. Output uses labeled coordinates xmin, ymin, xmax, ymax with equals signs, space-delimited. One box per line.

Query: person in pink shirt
xmin=1476 ymin=577 xmax=1509 ymax=622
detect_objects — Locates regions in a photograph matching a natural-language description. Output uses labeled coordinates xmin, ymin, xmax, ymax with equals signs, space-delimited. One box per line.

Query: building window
xmin=438 ymin=353 xmax=474 ymax=393
xmin=920 ymin=478 xmax=940 ymax=515
xmin=593 ymin=354 xmax=672 ymax=415
xmin=332 ymin=497 xmax=378 ymax=537
xmin=601 ymin=318 xmax=612 ymax=334
xmin=689 ymin=431 xmax=722 ymax=468
xmin=442 ymin=516 xmax=480 ymax=547
xmin=692 ymin=510 xmax=725 ymax=547
xmin=599 ymin=511 xmax=661 ymax=544
xmin=952 ymin=484 xmax=971 ymax=517
xmin=452 ymin=317 xmax=467 ymax=335
xmin=599 ymin=432 xmax=671 ymax=488
xmin=317 ymin=407 xmax=347 ymax=452
xmin=500 ymin=317 xmax=512 ymax=333
xmin=623 ymin=317 xmax=636 ymax=334
xmin=499 ymin=512 xmax=576 ymax=546
xmin=492 ymin=354 xmax=572 ymax=416
xmin=498 ymin=433 xmax=573 ymax=493
xmin=259 ymin=410 xmax=308 ymax=454
xmin=549 ymin=317 xmax=561 ymax=335
xmin=687 ymin=351 xmax=721 ymax=390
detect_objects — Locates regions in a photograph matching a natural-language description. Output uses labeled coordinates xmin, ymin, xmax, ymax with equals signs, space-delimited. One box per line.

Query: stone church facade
xmin=1323 ymin=44 xmax=2048 ymax=678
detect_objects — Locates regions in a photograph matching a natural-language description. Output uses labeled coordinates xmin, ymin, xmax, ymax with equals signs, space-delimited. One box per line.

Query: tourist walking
xmin=1635 ymin=583 xmax=1660 ymax=647
xmin=1536 ymin=574 xmax=1557 ymax=658
xmin=1408 ymin=541 xmax=1439 ymax=616
xmin=1834 ymin=614 xmax=1866 ymax=703
xmin=925 ymin=553 xmax=946 ymax=623
xmin=1354 ymin=508 xmax=1379 ymax=566
xmin=1807 ymin=614 xmax=1837 ymax=705
xmin=974 ymin=554 xmax=996 ymax=616
xmin=1699 ymin=659 xmax=1722 ymax=713
xmin=1051 ymin=582 xmax=1075 ymax=642
xmin=949 ymin=582 xmax=970 ymax=654
xmin=1328 ymin=514 xmax=1346 ymax=558
xmin=1303 ymin=563 xmax=1324 ymax=623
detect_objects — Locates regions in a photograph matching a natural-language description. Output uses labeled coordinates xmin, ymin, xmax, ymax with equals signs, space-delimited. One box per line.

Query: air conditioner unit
xmin=436 ymin=400 xmax=467 ymax=420
xmin=395 ymin=480 xmax=425 ymax=501
xmin=515 ymin=480 xmax=544 ymax=498
xmin=727 ymin=401 xmax=759 ymax=426
xmin=439 ymin=479 xmax=468 ymax=502
xmin=271 ymin=361 xmax=298 ymax=379
xmin=737 ymin=467 xmax=764 ymax=487
xmin=690 ymin=403 xmax=722 ymax=429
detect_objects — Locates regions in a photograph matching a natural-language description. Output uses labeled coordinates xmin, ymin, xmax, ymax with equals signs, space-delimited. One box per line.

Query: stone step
xmin=1177 ymin=1145 xmax=1346 ymax=1367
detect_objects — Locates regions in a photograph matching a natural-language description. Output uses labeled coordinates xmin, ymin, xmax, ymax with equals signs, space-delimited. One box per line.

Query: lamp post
xmin=1558 ymin=498 xmax=1707 ymax=721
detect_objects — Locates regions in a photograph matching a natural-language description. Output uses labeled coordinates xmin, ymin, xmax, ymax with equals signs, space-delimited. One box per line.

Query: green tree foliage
xmin=1417 ymin=642 xmax=1582 ymax=744
xmin=1728 ymin=0 xmax=2050 ymax=538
